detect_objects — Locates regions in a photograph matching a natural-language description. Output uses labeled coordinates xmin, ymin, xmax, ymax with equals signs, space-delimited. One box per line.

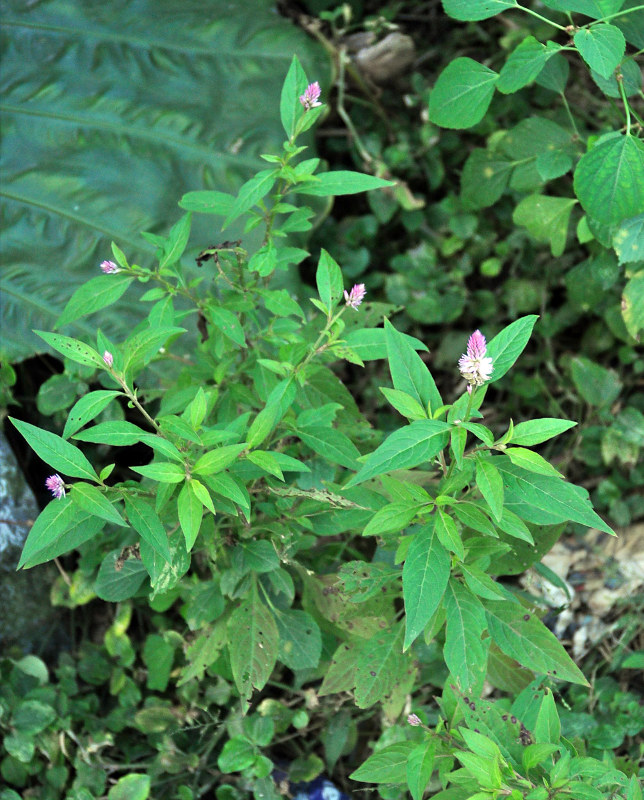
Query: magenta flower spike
xmin=299 ymin=82 xmax=322 ymax=111
xmin=407 ymin=713 xmax=422 ymax=727
xmin=458 ymin=329 xmax=493 ymax=388
xmin=100 ymin=260 xmax=120 ymax=274
xmin=344 ymin=283 xmax=366 ymax=310
xmin=103 ymin=351 xmax=114 ymax=368
xmin=45 ymin=474 xmax=66 ymax=500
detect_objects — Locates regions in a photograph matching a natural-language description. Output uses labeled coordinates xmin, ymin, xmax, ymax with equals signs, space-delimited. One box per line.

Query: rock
xmin=0 ymin=430 xmax=60 ymax=655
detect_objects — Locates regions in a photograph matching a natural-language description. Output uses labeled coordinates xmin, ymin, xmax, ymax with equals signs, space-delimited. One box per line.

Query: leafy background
xmin=0 ymin=0 xmax=325 ymax=359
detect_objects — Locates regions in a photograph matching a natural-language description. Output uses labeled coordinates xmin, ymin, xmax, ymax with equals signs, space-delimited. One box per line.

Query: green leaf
xmin=159 ymin=212 xmax=191 ymax=268
xmin=461 ymin=563 xmax=507 ymax=601
xmin=280 ymin=55 xmax=308 ymax=139
xmin=296 ymin=170 xmax=393 ymax=196
xmin=177 ymin=482 xmax=203 ymax=550
xmin=543 ymin=0 xmax=625 ymax=18
xmin=350 ymin=741 xmax=416 ymax=783
xmin=246 ymin=450 xmax=284 ymax=480
xmin=193 ymin=444 xmax=247 ymax=476
xmin=613 ymin=213 xmax=644 ymax=264
xmin=363 ymin=502 xmax=422 ymax=537
xmin=208 ymin=306 xmax=246 ymax=347
xmin=496 ymin=458 xmax=615 ymax=534
xmin=204 ymin=472 xmax=251 ymax=516
xmin=435 ymin=507 xmax=465 ymax=560
xmin=138 ymin=433 xmax=184 ymax=462
xmin=71 ymin=483 xmax=126 ymax=527
xmin=513 ymin=195 xmax=577 ymax=257
xmin=316 ymin=249 xmax=344 ymax=310
xmin=570 ymin=356 xmax=622 ymax=407
xmin=107 ymin=774 xmax=150 ymax=800
xmin=485 ymin=600 xmax=589 ymax=685
xmin=403 ymin=522 xmax=450 ymax=650
xmin=11 ymin=700 xmax=56 ymax=736
xmin=385 ymin=318 xmax=442 ymax=414
xmin=355 ymin=624 xmax=407 ymax=708
xmin=343 ymin=328 xmax=428 ymax=361
xmin=428 ymin=57 xmax=499 ymax=129
xmin=34 ymin=331 xmax=103 ymax=369
xmin=124 ymin=495 xmax=172 ymax=562
xmin=178 ymin=190 xmax=234 ymax=216
xmin=486 ymin=315 xmax=538 ymax=383
xmin=496 ymin=508 xmax=534 ymax=544
xmin=190 ymin=478 xmax=215 ymax=514
xmin=122 ymin=326 xmax=186 ymax=377
xmin=218 ymin=737 xmax=256 ymax=773
xmin=444 ymin=580 xmax=489 ymax=692
xmin=536 ymin=52 xmax=570 ymax=92
xmin=63 ymin=390 xmax=120 ymax=439
xmin=222 ymin=168 xmax=279 ymax=229
xmin=95 ymin=550 xmax=147 ymax=602
xmin=10 ymin=417 xmax=98 ymax=481
xmin=55 ymin=275 xmax=134 ymax=329
xmin=574 ymin=24 xmax=625 ymax=80
xmin=228 ymin=585 xmax=279 ymax=705
xmin=346 ymin=420 xmax=450 ymax=486
xmin=497 ymin=37 xmax=562 ymax=94
xmin=142 ymin=634 xmax=174 ymax=692
xmin=442 ymin=0 xmax=518 ymax=21
xmin=505 ymin=447 xmax=563 ymax=478
xmin=73 ymin=420 xmax=146 ymax=446
xmin=591 ymin=57 xmax=642 ymax=98
xmin=380 ymin=388 xmax=427 ymax=420
xmin=622 ymin=270 xmax=644 ymax=338
xmin=297 ymin=426 xmax=361 ymax=470
xmin=275 ymin=610 xmax=322 ymax=671
xmin=574 ymin=133 xmax=644 ymax=227
xmin=131 ymin=462 xmax=186 ymax=483
xmin=232 ymin=540 xmax=279 ymax=574
xmin=461 ymin=149 xmax=513 ymax=209
xmin=475 ymin=457 xmax=504 ymax=522
xmin=406 ymin=740 xmax=436 ymax=800
xmin=18 ymin=498 xmax=104 ymax=569
xmin=534 ymin=688 xmax=561 ymax=744
xmin=510 ymin=418 xmax=576 ymax=446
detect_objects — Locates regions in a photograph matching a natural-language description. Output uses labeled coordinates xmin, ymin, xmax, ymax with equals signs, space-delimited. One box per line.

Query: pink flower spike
xmin=407 ymin=713 xmax=422 ymax=727
xmin=45 ymin=474 xmax=66 ymax=500
xmin=103 ymin=351 xmax=114 ymax=368
xmin=344 ymin=283 xmax=366 ymax=310
xmin=100 ymin=260 xmax=120 ymax=274
xmin=458 ymin=329 xmax=493 ymax=388
xmin=299 ymin=81 xmax=322 ymax=111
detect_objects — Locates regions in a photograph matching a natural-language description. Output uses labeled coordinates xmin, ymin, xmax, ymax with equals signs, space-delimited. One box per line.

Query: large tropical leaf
xmin=0 ymin=0 xmax=325 ymax=360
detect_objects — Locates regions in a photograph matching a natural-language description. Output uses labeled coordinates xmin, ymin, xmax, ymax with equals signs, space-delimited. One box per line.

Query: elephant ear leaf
xmin=0 ymin=0 xmax=324 ymax=360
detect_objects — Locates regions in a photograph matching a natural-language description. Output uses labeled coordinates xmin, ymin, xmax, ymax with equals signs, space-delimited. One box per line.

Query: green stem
xmin=590 ymin=3 xmax=644 ymax=23
xmin=618 ymin=77 xmax=632 ymax=135
xmin=516 ymin=4 xmax=569 ymax=31
xmin=112 ymin=373 xmax=162 ymax=434
xmin=560 ymin=92 xmax=580 ymax=138
xmin=293 ymin=305 xmax=348 ymax=377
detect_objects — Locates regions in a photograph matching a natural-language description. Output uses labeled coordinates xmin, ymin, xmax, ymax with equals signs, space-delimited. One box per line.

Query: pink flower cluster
xmin=458 ymin=330 xmax=493 ymax=389
xmin=45 ymin=474 xmax=65 ymax=499
xmin=344 ymin=283 xmax=366 ymax=309
xmin=299 ymin=82 xmax=322 ymax=111
xmin=100 ymin=260 xmax=120 ymax=274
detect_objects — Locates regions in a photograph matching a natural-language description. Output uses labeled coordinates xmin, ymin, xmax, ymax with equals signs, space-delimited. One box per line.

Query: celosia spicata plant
xmin=8 ymin=57 xmax=626 ymax=799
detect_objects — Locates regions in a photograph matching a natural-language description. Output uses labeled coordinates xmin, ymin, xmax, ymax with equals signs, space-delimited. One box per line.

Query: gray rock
xmin=0 ymin=429 xmax=60 ymax=655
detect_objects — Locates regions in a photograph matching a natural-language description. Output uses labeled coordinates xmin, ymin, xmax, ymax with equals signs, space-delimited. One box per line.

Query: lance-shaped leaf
xmin=280 ymin=55 xmax=309 ymax=139
xmin=228 ymin=585 xmax=279 ymax=706
xmin=442 ymin=0 xmax=518 ymax=20
xmin=495 ymin=458 xmax=614 ymax=534
xmin=403 ymin=522 xmax=450 ymax=650
xmin=444 ymin=579 xmax=490 ymax=692
xmin=346 ymin=420 xmax=450 ymax=486
xmin=385 ymin=318 xmax=441 ymax=414
xmin=485 ymin=600 xmax=589 ymax=685
xmin=124 ymin=495 xmax=172 ymax=562
xmin=35 ymin=331 xmax=103 ymax=369
xmin=63 ymin=390 xmax=121 ymax=440
xmin=486 ymin=315 xmax=538 ymax=383
xmin=355 ymin=623 xmax=407 ymax=708
xmin=10 ymin=417 xmax=98 ymax=481
xmin=71 ymin=483 xmax=126 ymax=527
